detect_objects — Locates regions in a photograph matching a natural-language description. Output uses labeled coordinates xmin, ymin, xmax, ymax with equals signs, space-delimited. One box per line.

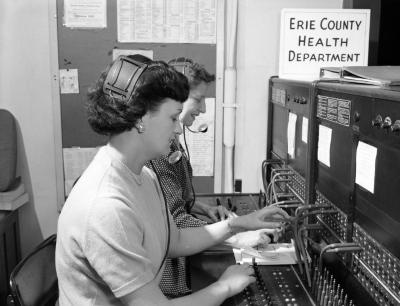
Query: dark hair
xmin=87 ymin=54 xmax=189 ymax=136
xmin=168 ymin=57 xmax=215 ymax=89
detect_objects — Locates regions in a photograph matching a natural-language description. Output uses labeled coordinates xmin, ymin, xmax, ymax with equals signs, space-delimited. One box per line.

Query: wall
xmin=235 ymin=0 xmax=343 ymax=192
xmin=0 ymin=0 xmax=59 ymax=256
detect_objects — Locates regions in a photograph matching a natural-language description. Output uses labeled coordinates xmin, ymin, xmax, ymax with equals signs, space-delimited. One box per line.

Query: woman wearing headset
xmin=56 ymin=54 xmax=290 ymax=306
xmin=148 ymin=58 xmax=276 ymax=298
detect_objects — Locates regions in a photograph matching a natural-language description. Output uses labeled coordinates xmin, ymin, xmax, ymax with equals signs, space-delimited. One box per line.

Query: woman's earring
xmin=136 ymin=123 xmax=145 ymax=133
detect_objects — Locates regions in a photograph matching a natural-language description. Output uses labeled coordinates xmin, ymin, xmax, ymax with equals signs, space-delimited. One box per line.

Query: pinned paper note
xmin=117 ymin=0 xmax=216 ymax=43
xmin=287 ymin=112 xmax=297 ymax=158
xmin=356 ymin=141 xmax=377 ymax=193
xmin=318 ymin=125 xmax=332 ymax=167
xmin=60 ymin=69 xmax=79 ymax=94
xmin=302 ymin=117 xmax=308 ymax=143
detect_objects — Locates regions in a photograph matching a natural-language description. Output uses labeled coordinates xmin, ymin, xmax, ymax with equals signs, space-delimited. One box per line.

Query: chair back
xmin=9 ymin=235 xmax=58 ymax=306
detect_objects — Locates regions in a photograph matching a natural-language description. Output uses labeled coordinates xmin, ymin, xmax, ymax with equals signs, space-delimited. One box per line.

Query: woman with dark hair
xmin=56 ymin=54 xmax=290 ymax=306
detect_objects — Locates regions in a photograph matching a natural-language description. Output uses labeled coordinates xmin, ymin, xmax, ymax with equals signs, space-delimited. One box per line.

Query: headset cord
xmin=183 ymin=127 xmax=191 ymax=161
xmin=150 ymin=161 xmax=171 ymax=278
xmin=182 ymin=127 xmax=196 ymax=213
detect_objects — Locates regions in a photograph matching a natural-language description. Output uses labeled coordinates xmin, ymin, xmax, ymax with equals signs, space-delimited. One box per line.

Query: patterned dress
xmin=147 ymin=139 xmax=207 ymax=298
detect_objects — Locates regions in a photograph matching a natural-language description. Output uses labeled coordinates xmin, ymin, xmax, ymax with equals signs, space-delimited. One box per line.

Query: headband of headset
xmin=103 ymin=56 xmax=148 ymax=103
xmin=169 ymin=58 xmax=192 ymax=77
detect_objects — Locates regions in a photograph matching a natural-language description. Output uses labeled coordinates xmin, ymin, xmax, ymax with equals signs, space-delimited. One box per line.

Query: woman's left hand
xmin=230 ymin=206 xmax=291 ymax=233
xmin=206 ymin=205 xmax=236 ymax=222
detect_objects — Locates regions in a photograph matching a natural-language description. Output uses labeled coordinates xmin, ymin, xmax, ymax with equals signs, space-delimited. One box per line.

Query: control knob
xmin=371 ymin=115 xmax=383 ymax=128
xmin=391 ymin=120 xmax=400 ymax=132
xmin=382 ymin=116 xmax=392 ymax=129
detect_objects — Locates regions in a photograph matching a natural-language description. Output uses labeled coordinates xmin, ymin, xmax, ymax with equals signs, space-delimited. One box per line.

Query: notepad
xmin=341 ymin=66 xmax=400 ymax=86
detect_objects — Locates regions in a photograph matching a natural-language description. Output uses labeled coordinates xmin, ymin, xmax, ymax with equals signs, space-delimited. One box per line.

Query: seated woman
xmin=148 ymin=57 xmax=275 ymax=298
xmin=56 ymin=54 xmax=290 ymax=306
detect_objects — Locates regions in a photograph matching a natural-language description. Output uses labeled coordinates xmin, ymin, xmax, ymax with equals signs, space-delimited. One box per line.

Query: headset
xmin=168 ymin=57 xmax=192 ymax=78
xmin=103 ymin=56 xmax=148 ymax=102
xmin=187 ymin=123 xmax=208 ymax=133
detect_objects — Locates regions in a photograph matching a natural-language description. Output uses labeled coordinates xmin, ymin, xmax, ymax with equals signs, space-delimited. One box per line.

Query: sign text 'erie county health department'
xmin=279 ymin=9 xmax=370 ymax=80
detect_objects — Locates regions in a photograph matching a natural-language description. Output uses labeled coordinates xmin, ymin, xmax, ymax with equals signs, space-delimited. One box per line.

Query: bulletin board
xmin=56 ymin=0 xmax=217 ymax=193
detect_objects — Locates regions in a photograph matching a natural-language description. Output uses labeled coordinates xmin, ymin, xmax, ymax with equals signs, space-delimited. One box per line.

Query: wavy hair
xmin=87 ymin=54 xmax=189 ymax=136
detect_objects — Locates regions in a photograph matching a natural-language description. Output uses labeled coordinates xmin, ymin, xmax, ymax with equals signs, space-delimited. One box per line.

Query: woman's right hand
xmin=216 ymin=264 xmax=256 ymax=297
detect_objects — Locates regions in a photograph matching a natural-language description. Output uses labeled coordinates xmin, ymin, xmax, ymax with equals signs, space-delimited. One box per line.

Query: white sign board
xmin=279 ymin=9 xmax=370 ymax=81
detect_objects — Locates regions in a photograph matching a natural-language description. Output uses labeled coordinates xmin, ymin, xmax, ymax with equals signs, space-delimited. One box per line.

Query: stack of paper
xmin=320 ymin=66 xmax=400 ymax=87
xmin=233 ymin=240 xmax=297 ymax=265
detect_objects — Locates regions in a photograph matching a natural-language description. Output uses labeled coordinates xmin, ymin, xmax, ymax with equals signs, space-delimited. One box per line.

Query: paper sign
xmin=318 ymin=125 xmax=332 ymax=167
xmin=287 ymin=112 xmax=297 ymax=158
xmin=356 ymin=141 xmax=377 ymax=193
xmin=117 ymin=0 xmax=216 ymax=43
xmin=302 ymin=117 xmax=308 ymax=143
xmin=279 ymin=9 xmax=370 ymax=80
xmin=64 ymin=0 xmax=107 ymax=28
xmin=181 ymin=98 xmax=215 ymax=176
xmin=59 ymin=69 xmax=79 ymax=94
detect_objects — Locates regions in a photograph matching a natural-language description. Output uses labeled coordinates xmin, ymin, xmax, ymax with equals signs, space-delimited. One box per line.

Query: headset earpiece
xmin=103 ymin=56 xmax=148 ymax=102
xmin=169 ymin=58 xmax=192 ymax=78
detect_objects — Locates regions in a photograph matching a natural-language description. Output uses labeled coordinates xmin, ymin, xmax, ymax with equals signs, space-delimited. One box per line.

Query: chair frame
xmin=8 ymin=234 xmax=58 ymax=306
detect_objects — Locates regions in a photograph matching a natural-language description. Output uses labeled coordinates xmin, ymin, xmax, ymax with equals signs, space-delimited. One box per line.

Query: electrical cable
xmin=269 ymin=171 xmax=293 ymax=204
xmin=261 ymin=159 xmax=282 ymax=201
xmin=318 ymin=243 xmax=362 ymax=272
xmin=183 ymin=127 xmax=191 ymax=161
xmin=293 ymin=208 xmax=337 ymax=286
xmin=261 ymin=160 xmax=268 ymax=194
xmin=290 ymin=204 xmax=331 ymax=276
xmin=181 ymin=127 xmax=196 ymax=213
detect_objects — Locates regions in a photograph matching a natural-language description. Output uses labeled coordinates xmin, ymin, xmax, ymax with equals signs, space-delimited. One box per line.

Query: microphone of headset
xmin=168 ymin=123 xmax=208 ymax=164
xmin=187 ymin=123 xmax=208 ymax=134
